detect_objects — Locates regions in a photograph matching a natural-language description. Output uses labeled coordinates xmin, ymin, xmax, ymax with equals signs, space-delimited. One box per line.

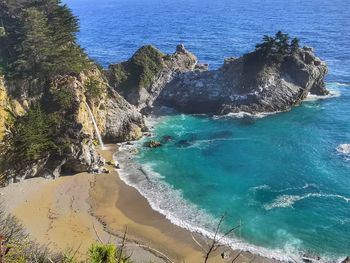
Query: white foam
xmin=264 ymin=193 xmax=350 ymax=210
xmin=250 ymin=183 xmax=318 ymax=194
xmin=213 ymin=110 xmax=281 ymax=120
xmin=326 ymin=82 xmax=350 ymax=87
xmin=304 ymin=89 xmax=341 ymax=102
xmin=336 ymin=144 xmax=350 ymax=155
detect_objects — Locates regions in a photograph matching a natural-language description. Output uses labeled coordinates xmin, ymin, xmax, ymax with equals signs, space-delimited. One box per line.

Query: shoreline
xmin=0 ymin=144 xmax=278 ymax=263
xmin=114 ymin=141 xmax=290 ymax=262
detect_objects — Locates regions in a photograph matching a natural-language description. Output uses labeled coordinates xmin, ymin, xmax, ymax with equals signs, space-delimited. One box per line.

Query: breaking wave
xmin=213 ymin=110 xmax=281 ymax=120
xmin=264 ymin=193 xmax=350 ymax=210
xmin=304 ymin=89 xmax=341 ymax=102
xmin=336 ymin=144 xmax=350 ymax=155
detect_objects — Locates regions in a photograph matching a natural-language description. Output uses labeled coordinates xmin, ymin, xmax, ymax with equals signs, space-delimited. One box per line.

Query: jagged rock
xmin=342 ymin=256 xmax=350 ymax=263
xmin=144 ymin=140 xmax=162 ymax=148
xmin=161 ymin=135 xmax=173 ymax=143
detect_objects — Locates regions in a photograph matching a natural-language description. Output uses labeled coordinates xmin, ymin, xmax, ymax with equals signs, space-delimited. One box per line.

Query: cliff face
xmin=156 ymin=46 xmax=328 ymax=114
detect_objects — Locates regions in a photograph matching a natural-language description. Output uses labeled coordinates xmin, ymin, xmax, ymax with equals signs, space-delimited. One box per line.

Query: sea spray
xmin=84 ymin=101 xmax=105 ymax=149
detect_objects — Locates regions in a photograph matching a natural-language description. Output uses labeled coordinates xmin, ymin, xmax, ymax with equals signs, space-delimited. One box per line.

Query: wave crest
xmin=336 ymin=144 xmax=350 ymax=155
xmin=264 ymin=193 xmax=350 ymax=210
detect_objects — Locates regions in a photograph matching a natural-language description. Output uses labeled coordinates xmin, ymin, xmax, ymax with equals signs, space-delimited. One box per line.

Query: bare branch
xmin=92 ymin=223 xmax=104 ymax=243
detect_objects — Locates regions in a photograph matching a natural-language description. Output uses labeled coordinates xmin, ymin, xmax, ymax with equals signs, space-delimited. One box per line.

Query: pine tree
xmin=290 ymin=37 xmax=300 ymax=54
xmin=275 ymin=31 xmax=289 ymax=58
xmin=255 ymin=35 xmax=276 ymax=58
xmin=0 ymin=0 xmax=88 ymax=79
xmin=3 ymin=104 xmax=56 ymax=164
xmin=13 ymin=8 xmax=54 ymax=78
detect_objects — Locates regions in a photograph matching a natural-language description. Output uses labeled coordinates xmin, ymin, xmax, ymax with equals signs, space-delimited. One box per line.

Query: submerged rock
xmin=144 ymin=140 xmax=162 ymax=148
xmin=161 ymin=135 xmax=174 ymax=143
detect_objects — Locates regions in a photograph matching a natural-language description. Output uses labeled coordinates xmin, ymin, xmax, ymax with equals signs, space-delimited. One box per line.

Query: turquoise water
xmin=134 ymin=83 xmax=350 ymax=260
xmin=63 ymin=0 xmax=350 ymax=259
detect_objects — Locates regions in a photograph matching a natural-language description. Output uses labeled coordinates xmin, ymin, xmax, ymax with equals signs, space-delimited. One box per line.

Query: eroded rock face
xmin=156 ymin=46 xmax=328 ymax=114
xmin=104 ymin=88 xmax=144 ymax=142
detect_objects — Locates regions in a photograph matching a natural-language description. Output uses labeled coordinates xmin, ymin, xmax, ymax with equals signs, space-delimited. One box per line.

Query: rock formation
xmin=156 ymin=46 xmax=328 ymax=114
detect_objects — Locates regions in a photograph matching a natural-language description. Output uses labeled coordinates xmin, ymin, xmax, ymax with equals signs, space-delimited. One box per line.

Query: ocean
xmin=64 ymin=0 xmax=350 ymax=260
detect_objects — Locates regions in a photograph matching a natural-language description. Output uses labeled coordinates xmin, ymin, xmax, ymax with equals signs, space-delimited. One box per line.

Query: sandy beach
xmin=0 ymin=144 xmax=277 ymax=263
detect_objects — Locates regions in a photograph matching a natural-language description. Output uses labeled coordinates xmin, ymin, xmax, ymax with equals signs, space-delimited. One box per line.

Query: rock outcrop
xmin=106 ymin=44 xmax=328 ymax=115
xmin=156 ymin=46 xmax=328 ymax=114
xmin=105 ymin=44 xmax=205 ymax=111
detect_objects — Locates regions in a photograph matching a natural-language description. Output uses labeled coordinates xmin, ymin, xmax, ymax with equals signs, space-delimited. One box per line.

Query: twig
xmin=92 ymin=223 xmax=104 ymax=243
xmin=190 ymin=233 xmax=207 ymax=253
xmin=117 ymin=226 xmax=128 ymax=263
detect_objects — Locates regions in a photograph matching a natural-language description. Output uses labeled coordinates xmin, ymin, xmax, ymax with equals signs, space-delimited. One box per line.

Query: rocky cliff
xmin=156 ymin=46 xmax=328 ymax=114
xmin=0 ymin=67 xmax=145 ymax=184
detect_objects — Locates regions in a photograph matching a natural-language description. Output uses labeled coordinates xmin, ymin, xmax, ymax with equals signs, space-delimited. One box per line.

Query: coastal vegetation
xmin=107 ymin=45 xmax=167 ymax=92
xmin=240 ymin=31 xmax=301 ymax=91
xmin=0 ymin=0 xmax=89 ymax=82
xmin=254 ymin=31 xmax=300 ymax=61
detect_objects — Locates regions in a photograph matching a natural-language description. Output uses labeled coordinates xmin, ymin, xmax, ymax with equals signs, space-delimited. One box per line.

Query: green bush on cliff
xmin=51 ymin=87 xmax=76 ymax=110
xmin=108 ymin=45 xmax=166 ymax=91
xmin=241 ymin=31 xmax=301 ymax=91
xmin=85 ymin=76 xmax=106 ymax=99
xmin=251 ymin=31 xmax=300 ymax=63
xmin=2 ymin=104 xmax=57 ymax=164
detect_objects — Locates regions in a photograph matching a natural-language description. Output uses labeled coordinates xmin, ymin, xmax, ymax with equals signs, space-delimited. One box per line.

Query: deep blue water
xmin=64 ymin=0 xmax=350 ymax=260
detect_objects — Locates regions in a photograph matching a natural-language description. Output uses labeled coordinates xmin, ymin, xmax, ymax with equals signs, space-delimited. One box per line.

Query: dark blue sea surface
xmin=64 ymin=0 xmax=350 ymax=260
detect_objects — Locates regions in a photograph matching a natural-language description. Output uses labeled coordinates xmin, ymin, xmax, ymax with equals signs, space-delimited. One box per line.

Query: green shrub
xmin=51 ymin=87 xmax=76 ymax=110
xmin=85 ymin=76 xmax=105 ymax=99
xmin=0 ymin=26 xmax=5 ymax=37
xmin=109 ymin=45 xmax=165 ymax=91
xmin=88 ymin=243 xmax=132 ymax=263
xmin=3 ymin=104 xmax=57 ymax=163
